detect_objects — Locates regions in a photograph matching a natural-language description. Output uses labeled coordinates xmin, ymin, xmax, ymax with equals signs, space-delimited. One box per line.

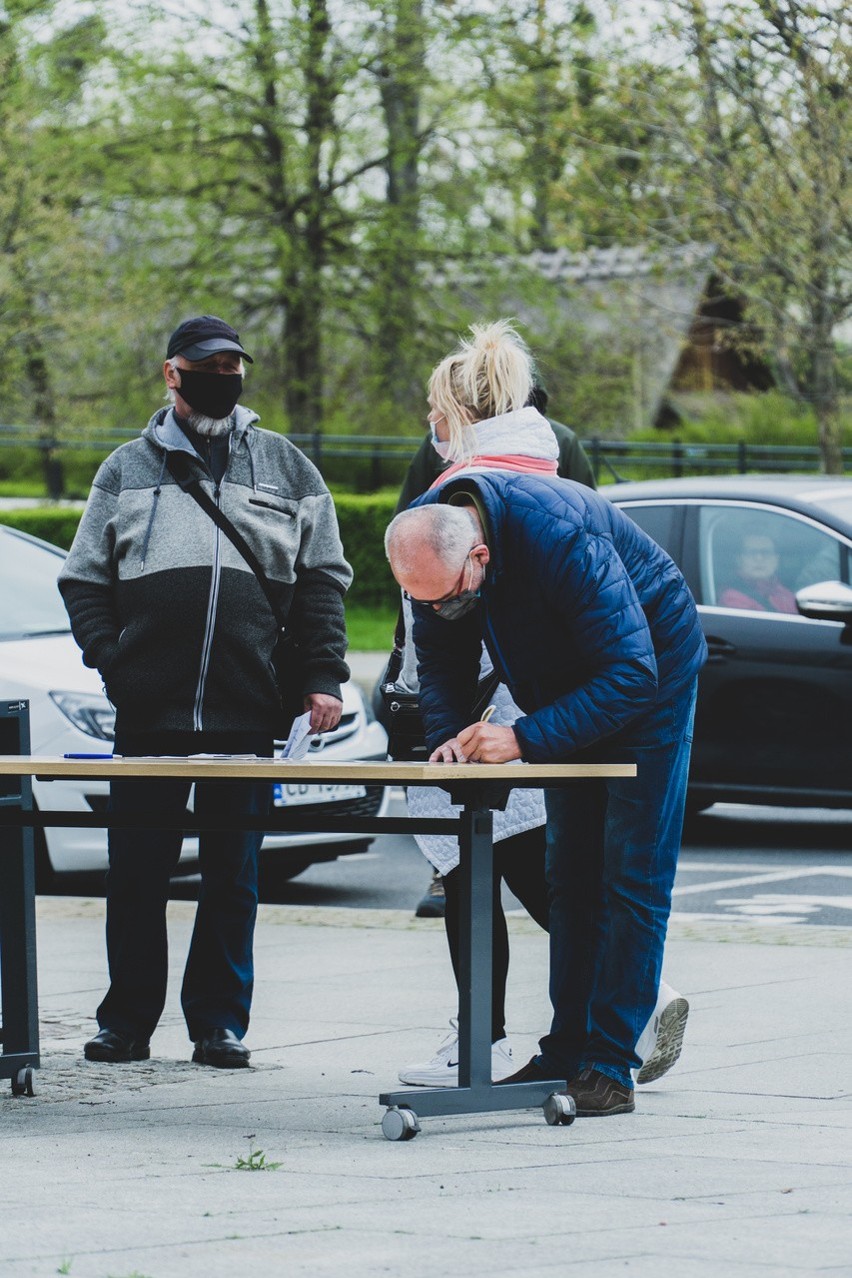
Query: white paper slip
xmin=188 ymin=753 xmax=262 ymax=760
xmin=279 ymin=712 xmax=315 ymax=761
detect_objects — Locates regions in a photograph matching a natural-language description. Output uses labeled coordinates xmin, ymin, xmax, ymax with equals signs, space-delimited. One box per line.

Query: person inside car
xmin=719 ymin=527 xmax=798 ymax=614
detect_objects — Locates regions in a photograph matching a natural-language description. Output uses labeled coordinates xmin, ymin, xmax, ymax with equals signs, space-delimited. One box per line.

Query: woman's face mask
xmin=428 ymin=411 xmax=451 ymax=460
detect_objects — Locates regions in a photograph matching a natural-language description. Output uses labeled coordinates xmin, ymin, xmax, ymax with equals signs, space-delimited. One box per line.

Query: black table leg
xmin=0 ymin=703 xmax=39 ymax=1096
xmin=380 ymin=801 xmax=567 ymax=1137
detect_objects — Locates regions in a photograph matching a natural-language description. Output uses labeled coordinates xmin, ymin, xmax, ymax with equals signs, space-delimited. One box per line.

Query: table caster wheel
xmin=381 ymin=1106 xmax=420 ymax=1141
xmin=11 ymin=1067 xmax=35 ymax=1098
xmin=543 ymin=1091 xmax=575 ymax=1126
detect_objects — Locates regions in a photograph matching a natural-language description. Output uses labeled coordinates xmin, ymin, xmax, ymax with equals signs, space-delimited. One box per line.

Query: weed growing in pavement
xmin=234 ymin=1139 xmax=281 ymax=1172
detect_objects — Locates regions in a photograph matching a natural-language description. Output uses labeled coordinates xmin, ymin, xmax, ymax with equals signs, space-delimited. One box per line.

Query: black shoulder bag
xmin=378 ymin=604 xmax=501 ymax=761
xmin=165 ymin=451 xmax=305 ymax=735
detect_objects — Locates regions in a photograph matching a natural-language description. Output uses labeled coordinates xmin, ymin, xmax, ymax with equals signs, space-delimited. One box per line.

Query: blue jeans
xmin=98 ymin=728 xmax=272 ymax=1043
xmin=538 ymin=680 xmax=697 ymax=1089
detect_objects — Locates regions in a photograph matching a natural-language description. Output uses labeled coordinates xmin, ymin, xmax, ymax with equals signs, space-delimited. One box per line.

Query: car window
xmin=698 ymin=506 xmax=843 ymax=611
xmin=619 ymin=503 xmax=680 ymax=557
xmin=0 ymin=533 xmax=71 ymax=639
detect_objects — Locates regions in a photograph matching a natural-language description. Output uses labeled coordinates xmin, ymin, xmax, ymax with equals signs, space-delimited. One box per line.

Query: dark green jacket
xmin=394 ymin=418 xmax=596 ymax=515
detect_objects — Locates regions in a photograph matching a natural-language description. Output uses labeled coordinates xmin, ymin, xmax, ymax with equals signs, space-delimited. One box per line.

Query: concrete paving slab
xmin=1 ymin=897 xmax=850 ymax=1277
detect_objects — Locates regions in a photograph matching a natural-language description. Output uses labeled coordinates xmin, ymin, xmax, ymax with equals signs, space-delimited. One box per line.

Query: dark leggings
xmin=441 ymin=825 xmax=550 ymax=1043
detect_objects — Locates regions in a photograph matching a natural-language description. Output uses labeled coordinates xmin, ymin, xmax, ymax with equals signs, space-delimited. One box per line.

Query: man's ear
xmin=163 ymin=361 xmax=181 ymax=389
xmin=473 ymin=543 xmax=490 ymax=567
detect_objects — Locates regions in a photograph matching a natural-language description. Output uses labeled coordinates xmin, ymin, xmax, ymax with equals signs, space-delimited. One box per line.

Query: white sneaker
xmin=633 ymin=980 xmax=689 ymax=1085
xmin=397 ymin=1020 xmax=514 ymax=1087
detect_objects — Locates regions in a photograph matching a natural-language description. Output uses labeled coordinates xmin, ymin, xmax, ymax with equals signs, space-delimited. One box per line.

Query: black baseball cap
xmin=166 ymin=315 xmax=254 ymax=364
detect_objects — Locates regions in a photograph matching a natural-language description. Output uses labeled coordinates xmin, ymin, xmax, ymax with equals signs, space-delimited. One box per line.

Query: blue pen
xmin=64 ymin=752 xmax=114 ymax=759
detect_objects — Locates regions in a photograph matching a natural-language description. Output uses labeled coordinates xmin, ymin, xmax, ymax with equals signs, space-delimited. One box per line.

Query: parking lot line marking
xmin=672 ymin=866 xmax=852 ymax=897
xmin=724 ymin=893 xmax=852 ymax=912
xmin=678 ymin=860 xmax=852 ymax=873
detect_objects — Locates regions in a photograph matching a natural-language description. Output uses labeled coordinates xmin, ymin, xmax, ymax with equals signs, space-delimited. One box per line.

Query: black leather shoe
xmin=192 ymin=1028 xmax=251 ymax=1069
xmin=565 ymin=1067 xmax=635 ymax=1116
xmin=84 ymin=1028 xmax=150 ymax=1063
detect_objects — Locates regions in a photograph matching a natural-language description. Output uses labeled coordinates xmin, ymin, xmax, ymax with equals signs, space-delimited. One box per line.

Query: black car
xmin=606 ymin=475 xmax=852 ymax=812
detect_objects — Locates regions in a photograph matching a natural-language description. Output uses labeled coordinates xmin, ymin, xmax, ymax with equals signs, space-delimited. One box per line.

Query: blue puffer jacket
xmin=411 ymin=473 xmax=707 ymax=763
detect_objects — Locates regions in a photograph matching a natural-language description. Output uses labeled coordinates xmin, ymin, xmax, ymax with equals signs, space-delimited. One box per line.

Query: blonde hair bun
xmin=428 ymin=318 xmax=533 ymax=462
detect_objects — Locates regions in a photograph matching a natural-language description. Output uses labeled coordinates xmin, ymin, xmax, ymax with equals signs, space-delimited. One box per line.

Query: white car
xmin=0 ymin=523 xmax=390 ymax=888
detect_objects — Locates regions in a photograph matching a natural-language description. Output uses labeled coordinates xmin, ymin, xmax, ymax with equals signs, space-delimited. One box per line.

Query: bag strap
xmin=472 ymin=665 xmax=501 ymax=713
xmin=382 ymin=602 xmax=407 ymax=687
xmin=164 ymin=450 xmax=285 ymax=626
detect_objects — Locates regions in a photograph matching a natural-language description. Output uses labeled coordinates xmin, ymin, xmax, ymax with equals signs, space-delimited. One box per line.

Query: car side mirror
xmin=795 ymin=580 xmax=852 ymax=625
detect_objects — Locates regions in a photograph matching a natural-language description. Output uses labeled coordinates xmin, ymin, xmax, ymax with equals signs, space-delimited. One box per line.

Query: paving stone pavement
xmin=1 ymin=897 xmax=850 ymax=1278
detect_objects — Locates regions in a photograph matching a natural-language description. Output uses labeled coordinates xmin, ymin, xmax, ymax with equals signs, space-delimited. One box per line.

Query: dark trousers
xmin=442 ymin=825 xmax=550 ymax=1042
xmin=97 ymin=728 xmax=272 ymax=1043
xmin=538 ymin=681 xmax=698 ymax=1088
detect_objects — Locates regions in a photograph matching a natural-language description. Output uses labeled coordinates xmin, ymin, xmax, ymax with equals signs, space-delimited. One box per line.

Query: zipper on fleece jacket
xmin=192 ymin=483 xmax=222 ymax=731
xmin=191 ymin=433 xmax=235 ymax=730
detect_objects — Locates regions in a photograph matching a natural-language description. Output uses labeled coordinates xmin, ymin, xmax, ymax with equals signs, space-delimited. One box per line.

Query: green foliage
xmin=345 ymin=603 xmax=397 ymax=652
xmin=639 ymin=392 xmax=852 ymax=448
xmin=0 ymin=508 xmax=83 ymax=550
xmin=335 ymin=493 xmax=399 ymax=607
xmin=0 ymin=0 xmax=847 ymax=474
xmin=0 ymin=493 xmax=402 ymax=608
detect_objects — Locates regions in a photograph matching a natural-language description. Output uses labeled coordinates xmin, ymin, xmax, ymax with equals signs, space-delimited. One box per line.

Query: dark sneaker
xmin=565 ymin=1067 xmax=635 ymax=1116
xmin=84 ymin=1028 xmax=150 ymax=1063
xmin=415 ymin=871 xmax=446 ymax=919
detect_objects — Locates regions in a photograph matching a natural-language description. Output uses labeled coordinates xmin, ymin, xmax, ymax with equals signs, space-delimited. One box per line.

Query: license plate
xmin=272 ymin=782 xmax=367 ymax=808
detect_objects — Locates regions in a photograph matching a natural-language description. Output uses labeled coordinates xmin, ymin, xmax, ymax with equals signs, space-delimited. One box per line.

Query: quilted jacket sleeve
xmin=511 ymin=514 xmax=659 ymax=762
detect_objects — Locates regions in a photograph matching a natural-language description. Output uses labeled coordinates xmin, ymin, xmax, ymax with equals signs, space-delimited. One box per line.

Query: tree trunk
xmin=375 ymin=0 xmax=424 ymax=421
xmin=811 ymin=317 xmax=842 ymax=474
xmin=23 ymin=327 xmax=63 ymax=498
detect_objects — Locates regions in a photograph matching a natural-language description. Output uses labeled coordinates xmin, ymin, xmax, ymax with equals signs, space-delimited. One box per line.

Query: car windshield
xmin=0 ymin=533 xmax=71 ymax=640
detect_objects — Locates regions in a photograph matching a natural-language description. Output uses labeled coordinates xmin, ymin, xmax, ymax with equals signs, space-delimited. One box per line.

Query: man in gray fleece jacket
xmin=59 ymin=315 xmax=352 ymax=1069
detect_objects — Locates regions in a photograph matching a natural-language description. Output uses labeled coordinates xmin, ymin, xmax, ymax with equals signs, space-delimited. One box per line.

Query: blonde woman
xmin=394 ymin=321 xmax=689 ymax=1089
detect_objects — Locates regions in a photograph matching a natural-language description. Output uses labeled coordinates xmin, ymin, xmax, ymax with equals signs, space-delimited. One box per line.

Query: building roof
xmin=444 ymin=242 xmax=716 ymax=430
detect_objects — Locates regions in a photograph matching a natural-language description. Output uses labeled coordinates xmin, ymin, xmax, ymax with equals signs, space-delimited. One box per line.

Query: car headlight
xmin=49 ymin=691 xmax=116 ymax=742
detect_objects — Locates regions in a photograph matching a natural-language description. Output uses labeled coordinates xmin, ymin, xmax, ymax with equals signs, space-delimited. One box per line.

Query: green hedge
xmin=0 ymin=494 xmax=401 ymax=610
xmin=1 ymin=508 xmax=87 ymax=551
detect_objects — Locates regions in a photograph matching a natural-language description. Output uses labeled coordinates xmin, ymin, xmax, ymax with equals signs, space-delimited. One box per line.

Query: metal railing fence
xmin=0 ymin=423 xmax=848 ymax=498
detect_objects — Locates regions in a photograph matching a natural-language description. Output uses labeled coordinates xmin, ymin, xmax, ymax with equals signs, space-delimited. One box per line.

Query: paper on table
xmin=279 ymin=711 xmax=315 ymax=761
xmin=188 ymin=753 xmax=261 ymax=760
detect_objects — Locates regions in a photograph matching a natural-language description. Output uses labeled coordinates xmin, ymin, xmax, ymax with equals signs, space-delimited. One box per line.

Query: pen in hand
xmin=479 ymin=704 xmax=496 ymax=724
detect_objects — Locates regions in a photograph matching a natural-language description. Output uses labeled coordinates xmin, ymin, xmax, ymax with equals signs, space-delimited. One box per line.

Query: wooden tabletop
xmin=0 ymin=756 xmax=636 ymax=785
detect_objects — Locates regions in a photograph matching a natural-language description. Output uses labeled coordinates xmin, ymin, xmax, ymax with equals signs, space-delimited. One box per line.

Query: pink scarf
xmin=430 ymin=454 xmax=558 ymax=489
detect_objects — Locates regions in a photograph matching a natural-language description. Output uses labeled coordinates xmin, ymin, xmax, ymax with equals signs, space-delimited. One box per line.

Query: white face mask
xmin=430 ymin=423 xmax=451 ymax=460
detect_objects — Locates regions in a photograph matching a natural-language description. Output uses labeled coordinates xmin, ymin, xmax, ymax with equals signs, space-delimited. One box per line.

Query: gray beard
xmin=188 ymin=412 xmax=234 ymax=437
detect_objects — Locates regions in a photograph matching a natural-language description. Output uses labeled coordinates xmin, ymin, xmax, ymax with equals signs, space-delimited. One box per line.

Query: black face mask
xmin=176 ymin=369 xmax=243 ymax=420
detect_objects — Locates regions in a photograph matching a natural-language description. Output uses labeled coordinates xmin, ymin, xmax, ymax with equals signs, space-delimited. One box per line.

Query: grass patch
xmin=346 ymin=603 xmax=396 ymax=652
xmin=0 ymin=480 xmax=45 ymax=497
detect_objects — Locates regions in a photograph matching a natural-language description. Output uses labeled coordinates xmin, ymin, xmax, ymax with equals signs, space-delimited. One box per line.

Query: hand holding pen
xmin=455 ymin=701 xmax=522 ymax=764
